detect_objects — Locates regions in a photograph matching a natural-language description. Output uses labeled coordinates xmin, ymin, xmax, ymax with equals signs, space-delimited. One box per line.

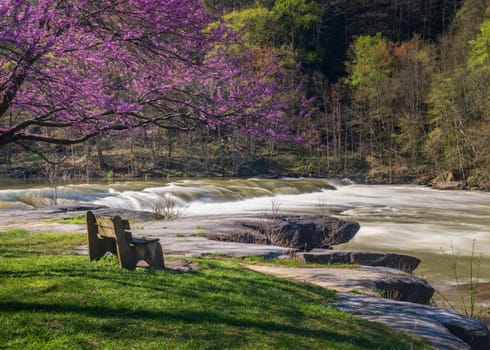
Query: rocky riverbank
xmin=0 ymin=206 xmax=488 ymax=349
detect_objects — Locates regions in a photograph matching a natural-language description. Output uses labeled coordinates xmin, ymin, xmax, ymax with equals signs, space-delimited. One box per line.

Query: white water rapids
xmin=0 ymin=178 xmax=488 ymax=258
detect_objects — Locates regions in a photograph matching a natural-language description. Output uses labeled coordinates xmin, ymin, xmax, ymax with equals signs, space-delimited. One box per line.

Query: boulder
xmin=431 ymin=171 xmax=463 ymax=190
xmin=373 ymin=267 xmax=434 ymax=304
xmin=296 ymin=250 xmax=420 ymax=273
xmin=240 ymin=215 xmax=360 ymax=250
xmin=432 ymin=181 xmax=463 ymax=190
xmin=335 ymin=293 xmax=490 ymax=350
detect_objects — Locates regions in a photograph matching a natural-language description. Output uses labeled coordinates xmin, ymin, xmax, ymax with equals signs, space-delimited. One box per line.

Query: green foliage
xmin=467 ymin=19 xmax=490 ymax=117
xmin=426 ymin=68 xmax=474 ymax=175
xmin=468 ymin=20 xmax=490 ymax=71
xmin=392 ymin=37 xmax=435 ymax=163
xmin=421 ymin=0 xmax=490 ymax=181
xmin=345 ymin=33 xmax=396 ymax=168
xmin=223 ymin=6 xmax=276 ymax=45
xmin=347 ymin=33 xmax=392 ymax=90
xmin=427 ymin=75 xmax=457 ymax=123
xmin=106 ymin=169 xmax=114 ymax=181
xmin=0 ymin=231 xmax=430 ymax=349
xmin=26 ymin=153 xmax=41 ymax=162
xmin=271 ymin=0 xmax=322 ymax=62
xmin=272 ymin=0 xmax=321 ymax=32
xmin=465 ymin=16 xmax=490 ymax=179
xmin=221 ymin=3 xmax=308 ymax=67
xmin=423 ymin=127 xmax=444 ymax=164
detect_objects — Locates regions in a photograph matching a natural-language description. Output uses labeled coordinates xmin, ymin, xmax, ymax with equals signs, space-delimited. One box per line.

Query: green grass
xmin=0 ymin=230 xmax=430 ymax=349
xmin=192 ymin=232 xmax=207 ymax=237
xmin=44 ymin=215 xmax=86 ymax=225
xmin=241 ymin=255 xmax=360 ymax=268
xmin=0 ymin=229 xmax=86 ymax=256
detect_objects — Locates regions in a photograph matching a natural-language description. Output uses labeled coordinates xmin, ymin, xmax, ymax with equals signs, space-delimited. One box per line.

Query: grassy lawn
xmin=0 ymin=229 xmax=430 ymax=349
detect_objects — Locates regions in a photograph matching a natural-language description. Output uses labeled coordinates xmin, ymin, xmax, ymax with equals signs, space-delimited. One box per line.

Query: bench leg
xmin=135 ymin=242 xmax=165 ymax=269
xmin=146 ymin=242 xmax=165 ymax=269
xmin=116 ymin=244 xmax=138 ymax=270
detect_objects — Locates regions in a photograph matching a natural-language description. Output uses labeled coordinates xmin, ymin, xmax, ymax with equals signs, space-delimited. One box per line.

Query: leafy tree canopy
xmin=346 ymin=33 xmax=392 ymax=90
xmin=0 ymin=0 xmax=309 ymax=152
xmin=468 ymin=19 xmax=490 ymax=72
xmin=223 ymin=6 xmax=276 ymax=45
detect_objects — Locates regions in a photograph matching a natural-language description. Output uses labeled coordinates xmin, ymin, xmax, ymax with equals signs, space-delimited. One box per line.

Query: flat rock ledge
xmin=335 ymin=293 xmax=490 ymax=350
xmin=246 ymin=264 xmax=434 ymax=304
xmin=296 ymin=250 xmax=421 ymax=273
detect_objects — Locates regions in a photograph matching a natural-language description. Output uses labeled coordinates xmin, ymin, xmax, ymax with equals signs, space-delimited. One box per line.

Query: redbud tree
xmin=0 ymin=0 xmax=311 ymax=153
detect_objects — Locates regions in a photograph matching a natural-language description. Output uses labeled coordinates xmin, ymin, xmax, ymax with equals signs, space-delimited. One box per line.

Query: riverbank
xmin=0 ymin=206 xmax=488 ymax=349
xmin=2 ymin=152 xmax=489 ymax=191
xmin=3 ymin=230 xmax=433 ymax=350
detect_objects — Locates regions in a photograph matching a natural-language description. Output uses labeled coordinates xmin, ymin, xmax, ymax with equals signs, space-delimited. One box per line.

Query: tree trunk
xmin=167 ymin=129 xmax=173 ymax=167
xmin=84 ymin=141 xmax=91 ymax=181
xmin=96 ymin=137 xmax=108 ymax=170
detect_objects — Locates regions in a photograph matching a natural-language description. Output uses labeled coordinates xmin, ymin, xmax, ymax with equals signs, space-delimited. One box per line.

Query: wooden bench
xmin=86 ymin=211 xmax=164 ymax=270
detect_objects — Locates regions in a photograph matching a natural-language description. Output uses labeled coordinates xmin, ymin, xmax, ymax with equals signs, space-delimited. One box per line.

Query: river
xmin=0 ymin=177 xmax=489 ymax=321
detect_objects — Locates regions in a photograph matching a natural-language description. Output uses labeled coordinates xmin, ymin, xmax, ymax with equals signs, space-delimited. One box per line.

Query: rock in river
xmin=209 ymin=215 xmax=360 ymax=250
xmin=296 ymin=250 xmax=421 ymax=273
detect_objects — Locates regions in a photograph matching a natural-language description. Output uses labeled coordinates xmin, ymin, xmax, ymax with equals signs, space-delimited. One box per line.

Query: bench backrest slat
xmin=95 ymin=216 xmax=118 ymax=238
xmin=94 ymin=215 xmax=132 ymax=245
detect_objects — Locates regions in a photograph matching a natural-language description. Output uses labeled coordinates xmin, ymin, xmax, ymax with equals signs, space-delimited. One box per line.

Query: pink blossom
xmin=0 ymin=0 xmax=312 ymax=147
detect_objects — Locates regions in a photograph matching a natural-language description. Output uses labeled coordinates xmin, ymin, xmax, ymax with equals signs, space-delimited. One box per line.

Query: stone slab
xmin=335 ymin=293 xmax=490 ymax=350
xmin=296 ymin=250 xmax=421 ymax=273
xmin=245 ymin=264 xmax=434 ymax=304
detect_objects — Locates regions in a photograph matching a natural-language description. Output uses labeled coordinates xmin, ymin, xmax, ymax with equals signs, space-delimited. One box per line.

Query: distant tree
xmin=223 ymin=6 xmax=277 ymax=46
xmin=272 ymin=0 xmax=322 ymax=63
xmin=467 ymin=19 xmax=490 ymax=114
xmin=425 ymin=74 xmax=464 ymax=174
xmin=425 ymin=0 xmax=489 ymax=181
xmin=347 ymin=34 xmax=392 ymax=90
xmin=346 ymin=33 xmax=395 ymax=171
xmin=392 ymin=36 xmax=435 ymax=164
xmin=0 ymin=0 xmax=309 ymax=158
xmin=466 ymin=18 xmax=490 ymax=182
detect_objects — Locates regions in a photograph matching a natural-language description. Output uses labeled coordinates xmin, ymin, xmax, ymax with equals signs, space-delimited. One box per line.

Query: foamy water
xmin=0 ymin=178 xmax=488 ymax=258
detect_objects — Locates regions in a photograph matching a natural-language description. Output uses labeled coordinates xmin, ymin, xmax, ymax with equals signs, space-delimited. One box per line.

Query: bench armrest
xmin=131 ymin=237 xmax=160 ymax=245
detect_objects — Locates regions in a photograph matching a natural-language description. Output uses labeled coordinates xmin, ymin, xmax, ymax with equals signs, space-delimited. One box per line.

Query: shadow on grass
xmin=0 ymin=243 xmax=426 ymax=349
xmin=0 ymin=300 xmax=396 ymax=349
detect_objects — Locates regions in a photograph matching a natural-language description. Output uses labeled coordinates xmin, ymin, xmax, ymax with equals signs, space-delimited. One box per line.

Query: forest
xmin=1 ymin=0 xmax=489 ymax=189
